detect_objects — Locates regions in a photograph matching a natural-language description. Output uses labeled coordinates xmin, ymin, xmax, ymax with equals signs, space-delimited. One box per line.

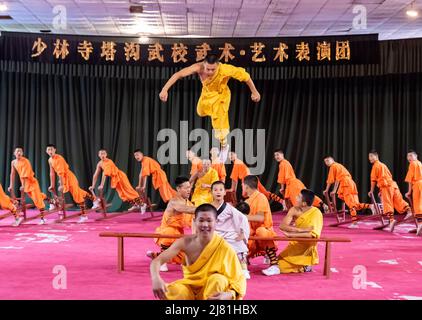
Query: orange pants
xmin=0 ymin=184 xmax=15 ymax=211
xmin=158 ymin=182 xmax=177 ymax=203
xmin=379 ymin=184 xmax=409 ymax=216
xmin=412 ymin=181 xmax=422 ymax=217
xmin=284 ymin=179 xmax=322 ymax=208
xmin=25 ymin=181 xmax=46 ymax=210
xmin=339 ymin=193 xmax=369 ymax=217
xmin=285 ymin=179 xmax=322 ymax=208
xmin=248 ymin=226 xmax=277 ymax=257
xmin=112 ymin=172 xmax=139 ymax=202
xmin=155 ymin=225 xmax=184 ymax=264
xmin=62 ymin=171 xmax=90 ymax=204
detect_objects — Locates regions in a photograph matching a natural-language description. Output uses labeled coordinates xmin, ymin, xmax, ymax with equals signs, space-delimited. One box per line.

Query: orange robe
xmin=101 ymin=159 xmax=138 ymax=202
xmin=231 ymin=159 xmax=281 ymax=201
xmin=370 ymin=160 xmax=409 ymax=215
xmin=405 ymin=160 xmax=422 ymax=217
xmin=231 ymin=159 xmax=250 ymax=197
xmin=327 ymin=162 xmax=369 ymax=216
xmin=141 ymin=156 xmax=176 ymax=202
xmin=0 ymin=184 xmax=15 ymax=212
xmin=211 ymin=159 xmax=226 ymax=182
xmin=277 ymin=159 xmax=322 ymax=207
xmin=230 ymin=159 xmax=250 ymax=183
xmin=14 ymin=157 xmax=46 ymax=209
xmin=246 ymin=190 xmax=277 ymax=257
xmin=50 ymin=154 xmax=90 ymax=204
xmin=155 ymin=198 xmax=194 ymax=264
xmin=190 ymin=157 xmax=203 ymax=177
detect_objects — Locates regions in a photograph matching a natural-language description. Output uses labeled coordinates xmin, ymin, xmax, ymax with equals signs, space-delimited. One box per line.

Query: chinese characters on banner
xmin=30 ymin=37 xmax=352 ymax=64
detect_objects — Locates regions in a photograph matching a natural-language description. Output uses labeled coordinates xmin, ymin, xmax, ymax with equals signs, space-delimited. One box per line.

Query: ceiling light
xmin=406 ymin=9 xmax=418 ymax=17
xmin=138 ymin=35 xmax=149 ymax=43
xmin=406 ymin=1 xmax=419 ymax=18
xmin=0 ymin=3 xmax=8 ymax=12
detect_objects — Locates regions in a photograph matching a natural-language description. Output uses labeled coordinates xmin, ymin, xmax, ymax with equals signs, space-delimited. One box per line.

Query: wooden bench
xmin=99 ymin=232 xmax=351 ymax=279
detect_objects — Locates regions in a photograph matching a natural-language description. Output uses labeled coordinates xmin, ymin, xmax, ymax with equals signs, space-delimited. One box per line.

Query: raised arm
xmin=150 ymin=238 xmax=185 ymax=299
xmin=159 ymin=64 xmax=201 ymax=102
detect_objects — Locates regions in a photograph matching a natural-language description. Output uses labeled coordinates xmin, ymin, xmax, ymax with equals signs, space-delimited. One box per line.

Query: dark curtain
xmin=1 ymin=41 xmax=422 ymax=210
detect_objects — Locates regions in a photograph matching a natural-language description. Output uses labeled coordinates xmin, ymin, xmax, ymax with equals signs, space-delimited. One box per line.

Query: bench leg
xmin=323 ymin=242 xmax=332 ymax=279
xmin=118 ymin=237 xmax=124 ymax=272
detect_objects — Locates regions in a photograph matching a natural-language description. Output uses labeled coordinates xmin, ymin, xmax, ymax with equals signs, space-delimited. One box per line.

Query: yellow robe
xmin=166 ymin=233 xmax=246 ymax=300
xmin=197 ymin=63 xmax=251 ymax=143
xmin=191 ymin=168 xmax=219 ymax=206
xmin=278 ymin=207 xmax=323 ymax=273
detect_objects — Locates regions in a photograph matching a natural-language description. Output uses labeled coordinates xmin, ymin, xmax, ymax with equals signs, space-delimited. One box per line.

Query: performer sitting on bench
xmin=264 ymin=189 xmax=323 ymax=276
xmin=147 ymin=176 xmax=196 ymax=272
xmin=150 ymin=203 xmax=246 ymax=300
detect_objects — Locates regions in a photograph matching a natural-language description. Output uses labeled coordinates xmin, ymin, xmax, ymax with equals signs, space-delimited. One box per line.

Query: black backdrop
xmin=1 ymin=36 xmax=422 ymax=210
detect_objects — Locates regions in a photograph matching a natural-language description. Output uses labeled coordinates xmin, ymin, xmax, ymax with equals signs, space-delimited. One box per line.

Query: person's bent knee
xmin=166 ymin=283 xmax=194 ymax=300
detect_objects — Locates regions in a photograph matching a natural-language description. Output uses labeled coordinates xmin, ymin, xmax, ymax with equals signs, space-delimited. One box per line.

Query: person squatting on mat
xmin=147 ymin=176 xmax=196 ymax=272
xmin=150 ymin=203 xmax=246 ymax=300
xmin=263 ymin=189 xmax=324 ymax=276
xmin=210 ymin=180 xmax=251 ymax=280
